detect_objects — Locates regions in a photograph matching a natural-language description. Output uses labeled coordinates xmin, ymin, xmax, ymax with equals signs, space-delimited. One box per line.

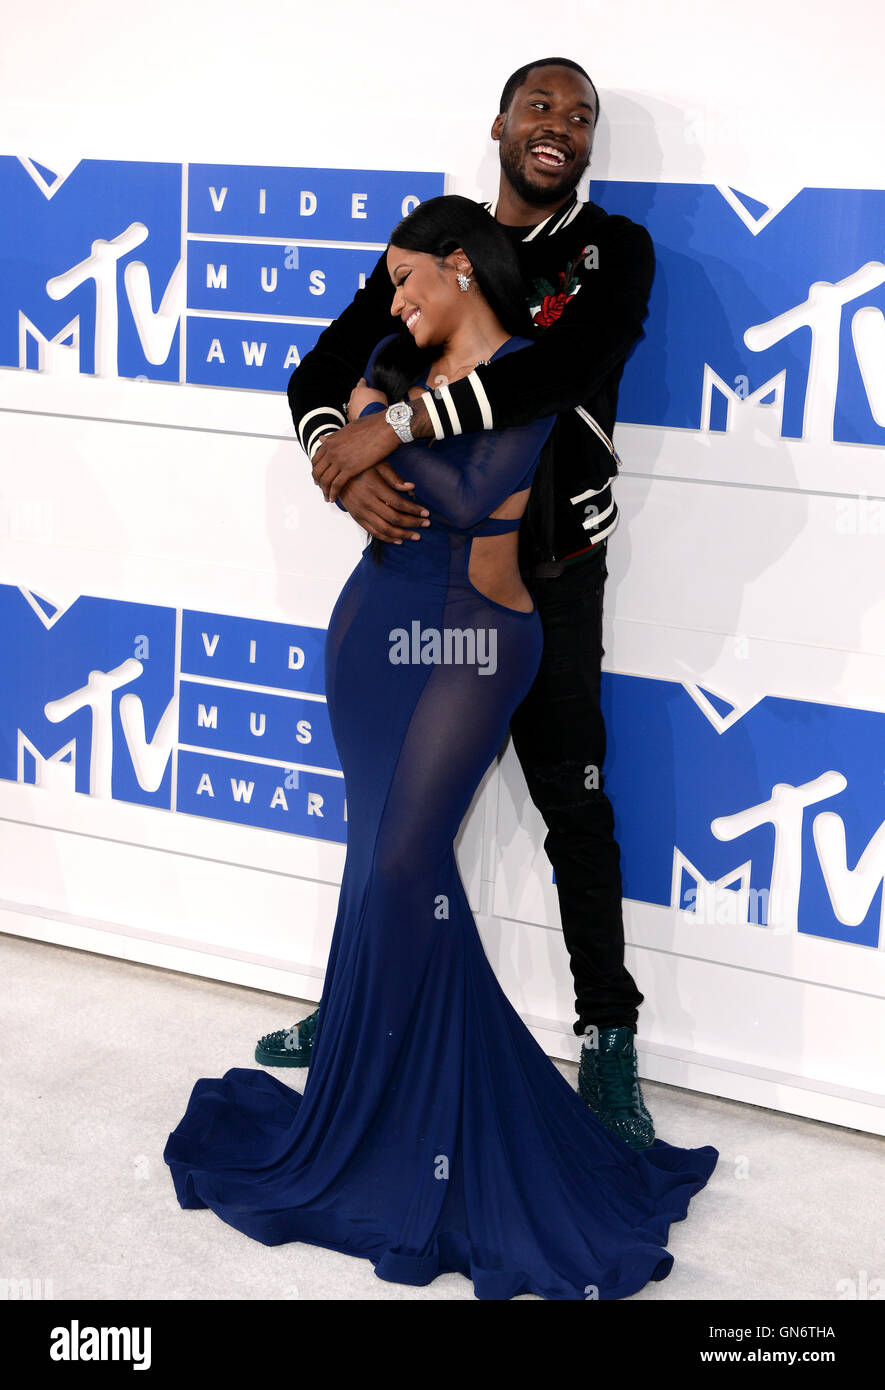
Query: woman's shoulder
xmin=496 ymin=333 xmax=536 ymax=358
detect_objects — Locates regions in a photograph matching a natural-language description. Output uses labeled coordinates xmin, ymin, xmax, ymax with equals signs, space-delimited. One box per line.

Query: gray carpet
xmin=2 ymin=932 xmax=881 ymax=1301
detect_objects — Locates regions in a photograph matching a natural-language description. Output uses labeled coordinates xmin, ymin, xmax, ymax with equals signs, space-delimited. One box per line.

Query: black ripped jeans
xmin=509 ymin=543 xmax=644 ymax=1035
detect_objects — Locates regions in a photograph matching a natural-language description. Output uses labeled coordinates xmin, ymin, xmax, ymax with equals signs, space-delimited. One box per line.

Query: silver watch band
xmin=386 ymin=400 xmax=414 ymax=444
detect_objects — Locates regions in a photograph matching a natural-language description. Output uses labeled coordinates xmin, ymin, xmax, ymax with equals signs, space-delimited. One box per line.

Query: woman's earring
xmin=457 ymin=272 xmax=471 ymax=292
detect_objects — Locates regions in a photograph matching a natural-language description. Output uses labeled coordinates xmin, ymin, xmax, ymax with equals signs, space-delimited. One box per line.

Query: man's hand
xmin=312 ymin=396 xmax=434 ymax=502
xmin=337 ymin=463 xmax=430 ymax=542
xmin=312 ymin=413 xmax=398 ymax=502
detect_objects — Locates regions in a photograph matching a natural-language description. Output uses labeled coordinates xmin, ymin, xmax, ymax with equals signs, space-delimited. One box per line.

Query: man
xmin=258 ymin=57 xmax=657 ymax=1150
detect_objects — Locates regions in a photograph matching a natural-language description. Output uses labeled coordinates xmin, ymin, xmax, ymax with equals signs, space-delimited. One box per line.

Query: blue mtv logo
xmin=0 ymin=156 xmax=183 ymax=381
xmin=591 ymin=181 xmax=885 ymax=447
xmin=0 ymin=585 xmax=346 ymax=842
xmin=601 ymin=673 xmax=885 ymax=949
xmin=0 ymin=586 xmax=177 ymax=803
xmin=0 ymin=155 xmax=443 ymax=392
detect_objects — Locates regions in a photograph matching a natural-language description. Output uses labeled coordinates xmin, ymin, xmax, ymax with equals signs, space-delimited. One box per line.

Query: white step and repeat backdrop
xmin=1 ymin=1 xmax=883 ymax=1133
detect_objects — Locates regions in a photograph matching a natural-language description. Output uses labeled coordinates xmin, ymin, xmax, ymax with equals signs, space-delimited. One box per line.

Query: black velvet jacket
xmin=288 ymin=188 xmax=655 ymax=573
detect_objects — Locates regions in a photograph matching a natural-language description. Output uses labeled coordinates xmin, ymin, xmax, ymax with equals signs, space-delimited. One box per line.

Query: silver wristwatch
xmin=385 ymin=399 xmax=414 ymax=444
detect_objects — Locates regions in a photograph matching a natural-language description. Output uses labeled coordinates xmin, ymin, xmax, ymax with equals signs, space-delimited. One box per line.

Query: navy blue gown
xmin=164 ymin=335 xmax=718 ymax=1300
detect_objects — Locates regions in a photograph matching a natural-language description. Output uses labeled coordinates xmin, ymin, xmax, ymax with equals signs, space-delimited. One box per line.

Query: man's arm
xmin=288 ymin=250 xmax=432 ymax=539
xmin=357 ymin=400 xmax=556 ymax=531
xmin=424 ymin=217 xmax=655 ymax=439
xmin=311 ymin=216 xmax=655 ymax=499
xmin=287 ymin=248 xmax=394 ymax=461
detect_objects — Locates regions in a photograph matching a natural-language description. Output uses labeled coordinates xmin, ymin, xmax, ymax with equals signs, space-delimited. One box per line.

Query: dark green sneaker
xmin=255 ymin=1008 xmax=319 ymax=1067
xmin=577 ymin=1025 xmax=655 ymax=1150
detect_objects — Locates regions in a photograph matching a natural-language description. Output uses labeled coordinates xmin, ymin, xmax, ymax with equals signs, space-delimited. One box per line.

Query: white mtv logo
xmin=674 ymin=771 xmax=885 ymax=943
xmin=702 ymin=261 xmax=885 ymax=441
xmin=18 ymin=657 xmax=178 ymax=799
xmin=19 ymin=222 xmax=185 ymax=379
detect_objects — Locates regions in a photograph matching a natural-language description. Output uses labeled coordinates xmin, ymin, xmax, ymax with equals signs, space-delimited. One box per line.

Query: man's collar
xmin=482 ymin=187 xmax=582 ymax=242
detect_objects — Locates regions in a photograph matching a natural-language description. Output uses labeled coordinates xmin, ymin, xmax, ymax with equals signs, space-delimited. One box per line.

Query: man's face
xmin=492 ymin=64 xmax=597 ymax=206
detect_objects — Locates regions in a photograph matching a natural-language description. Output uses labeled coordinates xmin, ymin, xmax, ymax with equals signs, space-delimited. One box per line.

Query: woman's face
xmin=387 ymin=245 xmax=464 ymax=348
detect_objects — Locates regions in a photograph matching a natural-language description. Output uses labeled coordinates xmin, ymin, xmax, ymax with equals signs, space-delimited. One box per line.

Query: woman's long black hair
xmin=365 ymin=194 xmax=534 ymax=564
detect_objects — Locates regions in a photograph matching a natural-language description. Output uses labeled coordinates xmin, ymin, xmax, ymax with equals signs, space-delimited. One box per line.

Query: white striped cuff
xmin=307 ymin=425 xmax=340 ymax=460
xmin=298 ymin=405 xmax=345 ymax=455
xmin=421 ymin=390 xmax=446 ymax=442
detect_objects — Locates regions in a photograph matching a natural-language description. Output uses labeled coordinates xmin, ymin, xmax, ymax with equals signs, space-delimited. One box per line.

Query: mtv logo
xmin=591 ymin=181 xmax=885 ymax=449
xmin=0 ymin=586 xmax=177 ymax=807
xmin=601 ymin=674 xmax=885 ymax=949
xmin=0 ymin=156 xmax=183 ymax=381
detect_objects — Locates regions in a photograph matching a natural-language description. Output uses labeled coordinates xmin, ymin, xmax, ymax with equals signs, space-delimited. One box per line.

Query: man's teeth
xmin=532 ymin=145 xmax=567 ymax=165
xmin=406 ymin=309 xmax=421 ymax=329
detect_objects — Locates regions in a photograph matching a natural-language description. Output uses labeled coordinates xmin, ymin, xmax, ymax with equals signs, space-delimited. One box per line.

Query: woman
xmin=164 ymin=196 xmax=717 ymax=1300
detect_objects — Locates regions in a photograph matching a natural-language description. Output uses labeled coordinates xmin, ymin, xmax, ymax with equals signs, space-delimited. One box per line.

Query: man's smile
xmin=528 ymin=140 xmax=571 ymax=169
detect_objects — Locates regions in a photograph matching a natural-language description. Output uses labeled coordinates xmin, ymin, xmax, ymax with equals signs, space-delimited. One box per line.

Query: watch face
xmin=388 ymin=402 xmax=412 ymax=425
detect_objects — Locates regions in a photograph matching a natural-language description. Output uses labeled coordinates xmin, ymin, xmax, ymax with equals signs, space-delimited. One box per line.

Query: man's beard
xmin=498 ymin=135 xmax=587 ymax=207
